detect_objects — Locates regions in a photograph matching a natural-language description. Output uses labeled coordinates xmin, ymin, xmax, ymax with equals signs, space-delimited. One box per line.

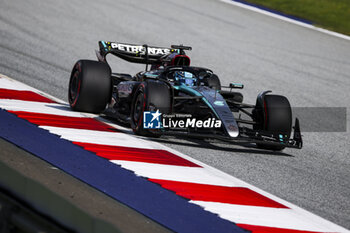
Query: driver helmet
xmin=174 ymin=71 xmax=196 ymax=86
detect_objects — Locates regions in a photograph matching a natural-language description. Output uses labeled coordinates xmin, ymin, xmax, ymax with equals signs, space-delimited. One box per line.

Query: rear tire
xmin=68 ymin=60 xmax=112 ymax=113
xmin=253 ymin=95 xmax=292 ymax=151
xmin=131 ymin=81 xmax=171 ymax=137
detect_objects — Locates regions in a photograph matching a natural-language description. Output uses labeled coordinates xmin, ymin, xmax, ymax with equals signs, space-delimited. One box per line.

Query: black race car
xmin=68 ymin=41 xmax=302 ymax=151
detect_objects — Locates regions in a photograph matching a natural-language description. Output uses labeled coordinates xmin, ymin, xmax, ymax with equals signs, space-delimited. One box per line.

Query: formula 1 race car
xmin=68 ymin=41 xmax=302 ymax=151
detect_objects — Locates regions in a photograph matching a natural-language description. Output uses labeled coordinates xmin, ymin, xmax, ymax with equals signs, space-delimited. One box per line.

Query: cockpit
xmin=172 ymin=71 xmax=197 ymax=87
xmin=161 ymin=70 xmax=198 ymax=87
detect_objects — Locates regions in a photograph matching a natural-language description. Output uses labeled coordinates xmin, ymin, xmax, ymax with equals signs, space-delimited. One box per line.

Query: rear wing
xmin=97 ymin=41 xmax=179 ymax=64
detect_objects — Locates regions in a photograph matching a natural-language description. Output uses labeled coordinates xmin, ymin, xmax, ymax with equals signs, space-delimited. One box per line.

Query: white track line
xmin=220 ymin=0 xmax=350 ymax=41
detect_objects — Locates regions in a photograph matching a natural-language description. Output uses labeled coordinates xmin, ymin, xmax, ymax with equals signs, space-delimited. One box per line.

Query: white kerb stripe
xmin=0 ymin=99 xmax=94 ymax=118
xmin=0 ymin=74 xmax=66 ymax=104
xmin=113 ymin=160 xmax=248 ymax=187
xmin=191 ymin=201 xmax=349 ymax=232
xmin=0 ymin=76 xmax=39 ymax=91
xmin=40 ymin=126 xmax=161 ymax=149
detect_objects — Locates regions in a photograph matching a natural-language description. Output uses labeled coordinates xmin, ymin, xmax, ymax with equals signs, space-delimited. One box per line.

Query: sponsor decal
xmin=143 ymin=111 xmax=222 ymax=129
xmin=111 ymin=43 xmax=171 ymax=55
xmin=143 ymin=110 xmax=162 ymax=129
xmin=214 ymin=100 xmax=224 ymax=106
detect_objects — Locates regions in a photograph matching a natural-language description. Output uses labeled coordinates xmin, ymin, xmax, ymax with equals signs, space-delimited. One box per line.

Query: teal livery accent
xmin=174 ymin=85 xmax=220 ymax=119
xmin=230 ymin=83 xmax=244 ymax=89
xmin=214 ymin=100 xmax=225 ymax=106
xmin=101 ymin=41 xmax=108 ymax=51
xmin=174 ymin=85 xmax=240 ymax=138
xmin=145 ymin=73 xmax=158 ymax=78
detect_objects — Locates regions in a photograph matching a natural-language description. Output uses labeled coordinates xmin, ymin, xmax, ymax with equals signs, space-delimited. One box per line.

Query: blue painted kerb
xmin=0 ymin=109 xmax=247 ymax=233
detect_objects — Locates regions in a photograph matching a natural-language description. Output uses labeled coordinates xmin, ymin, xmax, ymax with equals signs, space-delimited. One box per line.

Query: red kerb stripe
xmin=149 ymin=179 xmax=287 ymax=208
xmin=8 ymin=111 xmax=117 ymax=132
xmin=73 ymin=142 xmax=201 ymax=167
xmin=0 ymin=88 xmax=56 ymax=103
xmin=237 ymin=224 xmax=326 ymax=233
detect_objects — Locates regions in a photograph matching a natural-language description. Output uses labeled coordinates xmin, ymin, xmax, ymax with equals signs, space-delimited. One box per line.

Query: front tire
xmin=131 ymin=81 xmax=171 ymax=137
xmin=253 ymin=94 xmax=292 ymax=151
xmin=68 ymin=60 xmax=112 ymax=113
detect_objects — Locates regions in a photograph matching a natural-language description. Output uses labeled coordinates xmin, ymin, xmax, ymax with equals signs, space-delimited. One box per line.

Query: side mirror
xmin=229 ymin=83 xmax=244 ymax=89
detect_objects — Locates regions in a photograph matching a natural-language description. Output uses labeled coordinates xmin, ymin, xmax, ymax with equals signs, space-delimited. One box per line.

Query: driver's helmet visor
xmin=174 ymin=71 xmax=196 ymax=86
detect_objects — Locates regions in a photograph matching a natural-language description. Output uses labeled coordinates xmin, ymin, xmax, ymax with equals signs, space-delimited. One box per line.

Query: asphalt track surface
xmin=0 ymin=0 xmax=349 ymax=229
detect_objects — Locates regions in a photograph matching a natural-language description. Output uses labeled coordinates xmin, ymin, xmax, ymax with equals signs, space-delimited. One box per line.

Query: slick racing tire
xmin=68 ymin=60 xmax=112 ymax=113
xmin=253 ymin=95 xmax=292 ymax=151
xmin=131 ymin=81 xmax=171 ymax=137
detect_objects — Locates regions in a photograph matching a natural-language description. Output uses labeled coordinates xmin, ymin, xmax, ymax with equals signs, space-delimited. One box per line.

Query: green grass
xmin=242 ymin=0 xmax=350 ymax=36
